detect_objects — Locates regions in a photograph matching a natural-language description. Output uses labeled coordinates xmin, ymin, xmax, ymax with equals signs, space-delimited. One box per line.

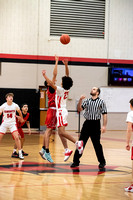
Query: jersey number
xmin=7 ymin=113 xmax=12 ymax=118
xmin=64 ymin=92 xmax=69 ymax=99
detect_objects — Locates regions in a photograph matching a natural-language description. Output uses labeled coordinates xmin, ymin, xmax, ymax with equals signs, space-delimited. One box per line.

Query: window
xmin=50 ymin=0 xmax=105 ymax=39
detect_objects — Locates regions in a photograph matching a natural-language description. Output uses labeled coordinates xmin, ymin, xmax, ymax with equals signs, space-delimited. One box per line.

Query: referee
xmin=71 ymin=87 xmax=107 ymax=169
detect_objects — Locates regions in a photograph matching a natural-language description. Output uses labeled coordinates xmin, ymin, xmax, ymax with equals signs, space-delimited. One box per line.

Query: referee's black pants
xmin=73 ymin=119 xmax=106 ymax=165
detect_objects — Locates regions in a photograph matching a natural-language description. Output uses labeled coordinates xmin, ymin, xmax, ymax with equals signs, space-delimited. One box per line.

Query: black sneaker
xmin=98 ymin=163 xmax=106 ymax=169
xmin=22 ymin=150 xmax=28 ymax=156
xmin=70 ymin=162 xmax=79 ymax=168
xmin=11 ymin=152 xmax=19 ymax=158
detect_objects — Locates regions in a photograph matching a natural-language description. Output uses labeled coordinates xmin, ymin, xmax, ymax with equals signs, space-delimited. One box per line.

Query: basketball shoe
xmin=19 ymin=151 xmax=24 ymax=160
xmin=124 ymin=184 xmax=133 ymax=192
xmin=22 ymin=150 xmax=28 ymax=156
xmin=11 ymin=151 xmax=19 ymax=158
xmin=76 ymin=140 xmax=83 ymax=154
xmin=39 ymin=148 xmax=46 ymax=159
xmin=70 ymin=162 xmax=79 ymax=168
xmin=43 ymin=152 xmax=53 ymax=163
xmin=98 ymin=163 xmax=106 ymax=169
xmin=64 ymin=149 xmax=73 ymax=162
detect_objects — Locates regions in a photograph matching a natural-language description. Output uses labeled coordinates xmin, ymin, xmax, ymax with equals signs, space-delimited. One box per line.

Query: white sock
xmin=18 ymin=150 xmax=22 ymax=155
xmin=75 ymin=141 xmax=78 ymax=145
xmin=65 ymin=148 xmax=68 ymax=152
xmin=13 ymin=149 xmax=17 ymax=153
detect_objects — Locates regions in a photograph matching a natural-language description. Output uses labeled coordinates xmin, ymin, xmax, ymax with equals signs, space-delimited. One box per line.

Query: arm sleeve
xmin=82 ymin=99 xmax=88 ymax=110
xmin=15 ymin=104 xmax=20 ymax=111
xmin=101 ymin=100 xmax=107 ymax=114
xmin=56 ymin=86 xmax=64 ymax=97
xmin=126 ymin=112 xmax=133 ymax=123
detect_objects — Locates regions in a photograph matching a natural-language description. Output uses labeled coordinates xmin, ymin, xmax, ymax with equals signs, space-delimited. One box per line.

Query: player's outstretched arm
xmin=42 ymin=70 xmax=57 ymax=91
xmin=62 ymin=59 xmax=69 ymax=77
xmin=52 ymin=55 xmax=59 ymax=83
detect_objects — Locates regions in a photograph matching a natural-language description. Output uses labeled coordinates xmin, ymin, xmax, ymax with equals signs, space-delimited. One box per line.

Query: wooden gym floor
xmin=0 ymin=130 xmax=133 ymax=200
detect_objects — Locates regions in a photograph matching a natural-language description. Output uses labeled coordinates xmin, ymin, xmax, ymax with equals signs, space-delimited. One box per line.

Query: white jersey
xmin=0 ymin=102 xmax=20 ymax=124
xmin=56 ymin=86 xmax=69 ymax=109
xmin=126 ymin=111 xmax=133 ymax=123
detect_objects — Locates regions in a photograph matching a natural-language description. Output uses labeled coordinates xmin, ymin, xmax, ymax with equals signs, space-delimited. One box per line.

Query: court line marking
xmin=0 ymin=181 xmax=132 ymax=188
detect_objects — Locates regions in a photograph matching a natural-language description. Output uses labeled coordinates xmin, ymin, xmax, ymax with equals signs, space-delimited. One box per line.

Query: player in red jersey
xmin=42 ymin=60 xmax=83 ymax=162
xmin=39 ymin=55 xmax=59 ymax=162
xmin=40 ymin=56 xmax=70 ymax=163
xmin=39 ymin=81 xmax=57 ymax=163
xmin=11 ymin=103 xmax=31 ymax=158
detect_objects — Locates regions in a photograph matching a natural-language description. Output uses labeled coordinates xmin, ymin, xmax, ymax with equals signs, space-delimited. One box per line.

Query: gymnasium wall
xmin=0 ymin=0 xmax=133 ymax=59
xmin=0 ymin=0 xmax=133 ymax=130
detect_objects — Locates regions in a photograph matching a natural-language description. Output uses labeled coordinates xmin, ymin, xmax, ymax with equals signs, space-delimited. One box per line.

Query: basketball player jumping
xmin=42 ymin=60 xmax=83 ymax=159
xmin=40 ymin=56 xmax=72 ymax=163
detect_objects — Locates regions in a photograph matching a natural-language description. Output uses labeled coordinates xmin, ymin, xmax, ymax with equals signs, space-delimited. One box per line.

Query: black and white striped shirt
xmin=82 ymin=97 xmax=107 ymax=120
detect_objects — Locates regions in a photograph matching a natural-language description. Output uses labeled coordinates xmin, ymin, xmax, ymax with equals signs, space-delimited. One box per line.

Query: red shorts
xmin=12 ymin=127 xmax=24 ymax=140
xmin=18 ymin=127 xmax=24 ymax=139
xmin=45 ymin=108 xmax=57 ymax=129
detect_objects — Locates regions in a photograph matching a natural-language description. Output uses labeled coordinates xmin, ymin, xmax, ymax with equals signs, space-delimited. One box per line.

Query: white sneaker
xmin=76 ymin=140 xmax=83 ymax=154
xmin=125 ymin=184 xmax=133 ymax=192
xmin=64 ymin=149 xmax=73 ymax=162
xmin=19 ymin=152 xmax=24 ymax=160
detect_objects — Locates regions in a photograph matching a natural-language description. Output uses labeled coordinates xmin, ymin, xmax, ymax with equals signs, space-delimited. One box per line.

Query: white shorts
xmin=57 ymin=108 xmax=68 ymax=128
xmin=0 ymin=122 xmax=18 ymax=134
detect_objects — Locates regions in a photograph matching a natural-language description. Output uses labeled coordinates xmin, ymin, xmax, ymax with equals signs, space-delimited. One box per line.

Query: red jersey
xmin=47 ymin=87 xmax=56 ymax=108
xmin=17 ymin=112 xmax=30 ymax=128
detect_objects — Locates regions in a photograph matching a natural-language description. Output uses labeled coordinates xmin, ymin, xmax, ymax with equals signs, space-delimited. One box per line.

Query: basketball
xmin=60 ymin=34 xmax=70 ymax=45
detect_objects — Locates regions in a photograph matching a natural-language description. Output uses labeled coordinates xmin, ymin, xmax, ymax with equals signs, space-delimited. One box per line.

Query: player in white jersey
xmin=0 ymin=93 xmax=24 ymax=159
xmin=124 ymin=99 xmax=133 ymax=192
xmin=42 ymin=59 xmax=83 ymax=162
xmin=56 ymin=86 xmax=69 ymax=127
